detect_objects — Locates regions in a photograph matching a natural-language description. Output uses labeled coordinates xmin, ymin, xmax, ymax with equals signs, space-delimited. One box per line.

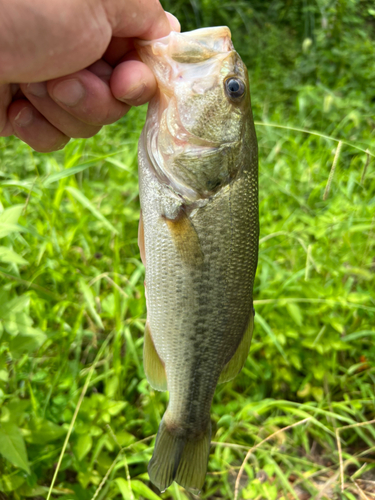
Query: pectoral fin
xmin=164 ymin=209 xmax=203 ymax=266
xmin=218 ymin=313 xmax=254 ymax=384
xmin=144 ymin=321 xmax=167 ymax=391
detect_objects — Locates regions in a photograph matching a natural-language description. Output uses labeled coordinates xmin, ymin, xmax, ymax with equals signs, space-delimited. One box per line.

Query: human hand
xmin=0 ymin=0 xmax=180 ymax=152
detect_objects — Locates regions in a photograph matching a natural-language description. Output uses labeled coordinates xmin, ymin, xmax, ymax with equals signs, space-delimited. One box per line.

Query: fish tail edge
xmin=148 ymin=417 xmax=211 ymax=494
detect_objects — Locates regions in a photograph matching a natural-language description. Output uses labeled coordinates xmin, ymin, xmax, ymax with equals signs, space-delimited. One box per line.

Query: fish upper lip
xmin=135 ymin=28 xmax=235 ymax=80
xmin=135 ymin=26 xmax=233 ymax=50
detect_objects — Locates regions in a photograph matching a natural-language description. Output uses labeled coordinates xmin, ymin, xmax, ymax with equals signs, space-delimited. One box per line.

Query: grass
xmin=0 ymin=1 xmax=375 ymax=499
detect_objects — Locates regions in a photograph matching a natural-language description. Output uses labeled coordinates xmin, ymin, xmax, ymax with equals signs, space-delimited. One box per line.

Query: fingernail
xmin=27 ymin=82 xmax=47 ymax=97
xmin=121 ymin=84 xmax=145 ymax=103
xmin=14 ymin=107 xmax=33 ymax=127
xmin=52 ymin=79 xmax=85 ymax=106
xmin=165 ymin=12 xmax=181 ymax=32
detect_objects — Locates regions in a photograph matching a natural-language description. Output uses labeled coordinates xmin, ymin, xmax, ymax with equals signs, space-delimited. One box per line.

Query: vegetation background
xmin=0 ymin=0 xmax=374 ymax=498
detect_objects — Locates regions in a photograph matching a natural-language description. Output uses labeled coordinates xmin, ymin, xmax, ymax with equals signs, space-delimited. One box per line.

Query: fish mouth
xmin=135 ymin=26 xmax=233 ymax=65
xmin=135 ymin=27 xmax=235 ymax=96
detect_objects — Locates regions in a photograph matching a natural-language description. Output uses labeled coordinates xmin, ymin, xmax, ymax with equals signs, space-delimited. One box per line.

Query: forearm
xmin=0 ymin=0 xmax=110 ymax=83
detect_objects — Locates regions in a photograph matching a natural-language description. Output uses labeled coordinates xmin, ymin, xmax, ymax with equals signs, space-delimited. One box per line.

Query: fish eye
xmin=225 ymin=78 xmax=245 ymax=100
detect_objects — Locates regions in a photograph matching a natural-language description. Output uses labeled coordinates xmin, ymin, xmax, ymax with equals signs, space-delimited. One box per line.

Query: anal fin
xmin=218 ymin=312 xmax=254 ymax=384
xmin=143 ymin=321 xmax=167 ymax=391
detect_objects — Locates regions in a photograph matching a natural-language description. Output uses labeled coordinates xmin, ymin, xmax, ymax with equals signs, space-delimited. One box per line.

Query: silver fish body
xmin=136 ymin=27 xmax=258 ymax=493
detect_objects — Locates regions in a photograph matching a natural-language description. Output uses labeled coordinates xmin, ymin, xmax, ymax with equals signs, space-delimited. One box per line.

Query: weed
xmin=0 ymin=1 xmax=374 ymax=498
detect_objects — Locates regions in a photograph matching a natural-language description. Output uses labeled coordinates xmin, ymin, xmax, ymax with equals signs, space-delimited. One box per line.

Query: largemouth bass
xmin=136 ymin=26 xmax=258 ymax=493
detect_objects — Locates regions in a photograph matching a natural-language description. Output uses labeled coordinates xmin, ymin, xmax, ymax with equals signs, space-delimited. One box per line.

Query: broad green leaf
xmin=77 ymin=469 xmax=96 ymax=489
xmin=107 ymin=400 xmax=127 ymax=416
xmin=0 ymin=423 xmax=31 ymax=473
xmin=0 ymin=472 xmax=25 ymax=492
xmin=0 ymin=294 xmax=29 ymax=318
xmin=74 ymin=433 xmax=93 ymax=461
xmin=0 ymin=205 xmax=24 ymax=225
xmin=26 ymin=418 xmax=66 ymax=444
xmin=0 ymin=297 xmax=45 ymax=351
xmin=286 ymin=303 xmax=303 ymax=326
xmin=65 ymin=186 xmax=118 ymax=234
xmin=329 ymin=319 xmax=345 ymax=333
xmin=9 ymin=328 xmax=47 ymax=357
xmin=105 ymin=374 xmax=119 ymax=398
xmin=4 ymin=311 xmax=34 ymax=335
xmin=131 ymin=480 xmax=162 ymax=500
xmin=17 ymin=484 xmax=47 ymax=497
xmin=311 ymin=386 xmax=324 ymax=401
xmin=115 ymin=477 xmax=133 ymax=500
xmin=115 ymin=431 xmax=136 ymax=447
xmin=0 ymin=223 xmax=25 ymax=239
xmin=115 ymin=478 xmax=162 ymax=500
xmin=3 ymin=399 xmax=30 ymax=426
xmin=0 ymin=246 xmax=28 ymax=265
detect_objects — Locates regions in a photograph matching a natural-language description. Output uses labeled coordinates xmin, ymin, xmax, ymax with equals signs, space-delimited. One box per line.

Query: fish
xmin=135 ymin=26 xmax=258 ymax=494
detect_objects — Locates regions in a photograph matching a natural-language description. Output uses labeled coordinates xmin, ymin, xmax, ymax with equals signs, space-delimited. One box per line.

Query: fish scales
xmin=136 ymin=26 xmax=258 ymax=494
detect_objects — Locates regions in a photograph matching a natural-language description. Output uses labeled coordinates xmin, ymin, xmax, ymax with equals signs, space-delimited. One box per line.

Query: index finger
xmin=106 ymin=0 xmax=172 ymax=40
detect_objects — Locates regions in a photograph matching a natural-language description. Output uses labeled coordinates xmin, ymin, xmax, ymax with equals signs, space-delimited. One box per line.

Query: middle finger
xmin=21 ymin=81 xmax=102 ymax=139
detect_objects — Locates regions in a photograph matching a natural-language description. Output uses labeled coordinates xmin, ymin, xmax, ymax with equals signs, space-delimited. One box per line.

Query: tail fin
xmin=148 ymin=417 xmax=211 ymax=494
